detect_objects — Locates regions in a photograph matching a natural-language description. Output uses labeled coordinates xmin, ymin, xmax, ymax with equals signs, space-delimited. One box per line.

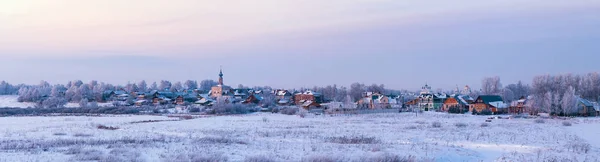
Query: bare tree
xmin=482 ymin=76 xmax=503 ymax=95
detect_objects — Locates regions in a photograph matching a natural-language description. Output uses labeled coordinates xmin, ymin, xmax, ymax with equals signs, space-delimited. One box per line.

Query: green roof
xmin=477 ymin=95 xmax=503 ymax=104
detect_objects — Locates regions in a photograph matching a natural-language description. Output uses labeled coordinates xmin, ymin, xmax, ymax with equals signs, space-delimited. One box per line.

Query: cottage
xmin=470 ymin=95 xmax=506 ymax=113
xmin=274 ymin=90 xmax=293 ymax=105
xmin=442 ymin=95 xmax=471 ymax=112
xmin=243 ymin=94 xmax=263 ymax=104
xmin=509 ymin=96 xmax=531 ymax=114
xmin=577 ymin=97 xmax=596 ymax=116
xmin=301 ymin=100 xmax=321 ymax=110
xmin=294 ymin=91 xmax=323 ymax=105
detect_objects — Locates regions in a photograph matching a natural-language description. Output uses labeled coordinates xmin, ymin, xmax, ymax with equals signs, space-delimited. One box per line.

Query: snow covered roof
xmin=302 ymin=101 xmax=314 ymax=107
xmin=488 ymin=101 xmax=508 ymax=109
xmin=577 ymin=97 xmax=594 ymax=107
xmin=278 ymin=99 xmax=290 ymax=104
xmin=592 ymin=102 xmax=600 ymax=111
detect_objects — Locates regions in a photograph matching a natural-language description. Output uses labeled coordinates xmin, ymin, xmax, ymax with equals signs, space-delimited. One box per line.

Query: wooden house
xmin=470 ymin=95 xmax=506 ymax=113
xmin=442 ymin=95 xmax=471 ymax=112
xmin=577 ymin=97 xmax=596 ymax=116
xmin=294 ymin=91 xmax=323 ymax=105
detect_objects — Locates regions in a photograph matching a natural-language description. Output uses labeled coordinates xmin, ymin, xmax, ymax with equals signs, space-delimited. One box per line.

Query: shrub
xmin=245 ymin=155 xmax=275 ymax=162
xmin=566 ymin=139 xmax=591 ymax=153
xmin=534 ymin=119 xmax=545 ymax=124
xmin=53 ymin=132 xmax=67 ymax=136
xmin=97 ymin=125 xmax=119 ymax=130
xmin=175 ymin=153 xmax=228 ymax=162
xmin=189 ymin=107 xmax=201 ymax=113
xmin=480 ymin=123 xmax=490 ymax=127
xmin=480 ymin=109 xmax=493 ymax=115
xmin=431 ymin=121 xmax=442 ymax=128
xmin=448 ymin=106 xmax=466 ymax=114
xmin=301 ymin=155 xmax=341 ymax=162
xmin=195 ymin=137 xmax=248 ymax=145
xmin=73 ymin=133 xmax=93 ymax=137
xmin=262 ymin=117 xmax=269 ymax=123
xmin=562 ymin=121 xmax=572 ymax=126
xmin=405 ymin=126 xmax=418 ymax=130
xmin=455 ymin=122 xmax=468 ymax=128
xmin=280 ymin=108 xmax=299 ymax=115
xmin=358 ymin=154 xmax=416 ymax=162
xmin=326 ymin=136 xmax=380 ymax=144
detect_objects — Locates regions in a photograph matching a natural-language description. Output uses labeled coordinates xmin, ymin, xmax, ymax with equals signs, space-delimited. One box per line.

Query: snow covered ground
xmin=0 ymin=95 xmax=113 ymax=108
xmin=0 ymin=112 xmax=598 ymax=162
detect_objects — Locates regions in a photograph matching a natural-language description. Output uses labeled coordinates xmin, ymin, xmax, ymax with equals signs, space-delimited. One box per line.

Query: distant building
xmin=470 ymin=95 xmax=507 ymax=113
xmin=294 ymin=91 xmax=323 ymax=105
xmin=210 ymin=68 xmax=233 ymax=98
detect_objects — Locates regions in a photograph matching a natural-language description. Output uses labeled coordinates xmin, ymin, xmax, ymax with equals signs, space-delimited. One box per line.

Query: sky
xmin=1 ymin=0 xmax=599 ymax=90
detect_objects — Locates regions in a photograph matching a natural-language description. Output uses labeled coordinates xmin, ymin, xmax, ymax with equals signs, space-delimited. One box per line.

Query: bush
xmin=455 ymin=122 xmax=468 ymax=128
xmin=358 ymin=154 xmax=416 ymax=162
xmin=245 ymin=155 xmax=275 ymax=162
xmin=480 ymin=109 xmax=493 ymax=115
xmin=480 ymin=123 xmax=490 ymax=127
xmin=301 ymin=155 xmax=341 ymax=162
xmin=431 ymin=121 xmax=442 ymax=128
xmin=535 ymin=119 xmax=545 ymax=124
xmin=97 ymin=125 xmax=119 ymax=130
xmin=448 ymin=106 xmax=466 ymax=114
xmin=326 ymin=136 xmax=380 ymax=144
xmin=213 ymin=104 xmax=250 ymax=114
xmin=175 ymin=153 xmax=228 ymax=162
xmin=189 ymin=107 xmax=201 ymax=113
xmin=280 ymin=108 xmax=299 ymax=115
xmin=562 ymin=121 xmax=572 ymax=126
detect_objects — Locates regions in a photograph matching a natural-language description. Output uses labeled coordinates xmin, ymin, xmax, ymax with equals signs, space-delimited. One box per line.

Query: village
xmin=93 ymin=69 xmax=600 ymax=117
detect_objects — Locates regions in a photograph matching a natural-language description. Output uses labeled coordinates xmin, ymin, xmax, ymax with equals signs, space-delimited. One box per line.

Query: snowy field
xmin=0 ymin=112 xmax=599 ymax=162
xmin=0 ymin=95 xmax=112 ymax=108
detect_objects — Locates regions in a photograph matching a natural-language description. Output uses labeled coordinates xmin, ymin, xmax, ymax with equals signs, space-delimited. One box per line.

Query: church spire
xmin=218 ymin=66 xmax=224 ymax=85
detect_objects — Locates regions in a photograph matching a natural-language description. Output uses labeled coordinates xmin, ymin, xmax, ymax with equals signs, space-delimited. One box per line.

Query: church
xmin=210 ymin=68 xmax=233 ymax=98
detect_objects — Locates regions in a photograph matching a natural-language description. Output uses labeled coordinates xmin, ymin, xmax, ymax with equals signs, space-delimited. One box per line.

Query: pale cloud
xmin=0 ymin=0 xmax=598 ymax=58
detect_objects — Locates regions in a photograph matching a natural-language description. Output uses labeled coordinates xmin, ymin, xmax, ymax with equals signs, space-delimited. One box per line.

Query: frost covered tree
xmin=184 ymin=80 xmax=198 ymax=90
xmin=562 ymin=86 xmax=578 ymax=116
xmin=482 ymin=76 xmax=502 ymax=95
xmin=42 ymin=97 xmax=67 ymax=108
xmin=65 ymin=85 xmax=79 ymax=102
xmin=505 ymin=81 xmax=531 ymax=99
xmin=349 ymin=83 xmax=365 ymax=102
xmin=79 ymin=98 xmax=89 ymax=108
xmin=542 ymin=92 xmax=553 ymax=113
xmin=171 ymin=82 xmax=183 ymax=92
xmin=51 ymin=84 xmax=66 ymax=97
xmin=150 ymin=82 xmax=158 ymax=91
xmin=138 ymin=80 xmax=148 ymax=92
xmin=199 ymin=80 xmax=218 ymax=91
xmin=502 ymin=88 xmax=515 ymax=102
xmin=159 ymin=80 xmax=172 ymax=91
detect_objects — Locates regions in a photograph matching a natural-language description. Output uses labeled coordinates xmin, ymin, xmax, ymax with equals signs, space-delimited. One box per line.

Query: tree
xmin=171 ymin=82 xmax=183 ymax=92
xmin=159 ymin=80 xmax=172 ymax=91
xmin=562 ymin=86 xmax=578 ymax=116
xmin=482 ymin=76 xmax=502 ymax=95
xmin=349 ymin=83 xmax=365 ymax=102
xmin=138 ymin=80 xmax=148 ymax=92
xmin=42 ymin=97 xmax=67 ymax=108
xmin=150 ymin=82 xmax=158 ymax=91
xmin=542 ymin=92 xmax=553 ymax=113
xmin=184 ymin=80 xmax=198 ymax=90
xmin=199 ymin=80 xmax=218 ymax=91
xmin=79 ymin=98 xmax=89 ymax=108
xmin=51 ymin=85 xmax=66 ymax=97
xmin=502 ymin=88 xmax=515 ymax=102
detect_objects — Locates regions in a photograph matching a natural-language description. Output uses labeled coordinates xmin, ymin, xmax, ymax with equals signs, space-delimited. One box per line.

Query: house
xmin=356 ymin=92 xmax=397 ymax=109
xmin=442 ymin=95 xmax=471 ymax=112
xmin=195 ymin=97 xmax=214 ymax=106
xmin=301 ymin=100 xmax=321 ymax=110
xmin=102 ymin=90 xmax=116 ymax=101
xmin=509 ymin=96 xmax=530 ymax=114
xmin=470 ymin=95 xmax=506 ymax=113
xmin=415 ymin=84 xmax=448 ymax=111
xmin=294 ymin=91 xmax=323 ymax=105
xmin=577 ymin=97 xmax=596 ymax=116
xmin=243 ymin=94 xmax=263 ymax=104
xmin=592 ymin=102 xmax=600 ymax=116
xmin=135 ymin=100 xmax=147 ymax=106
xmin=274 ymin=89 xmax=294 ymax=105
